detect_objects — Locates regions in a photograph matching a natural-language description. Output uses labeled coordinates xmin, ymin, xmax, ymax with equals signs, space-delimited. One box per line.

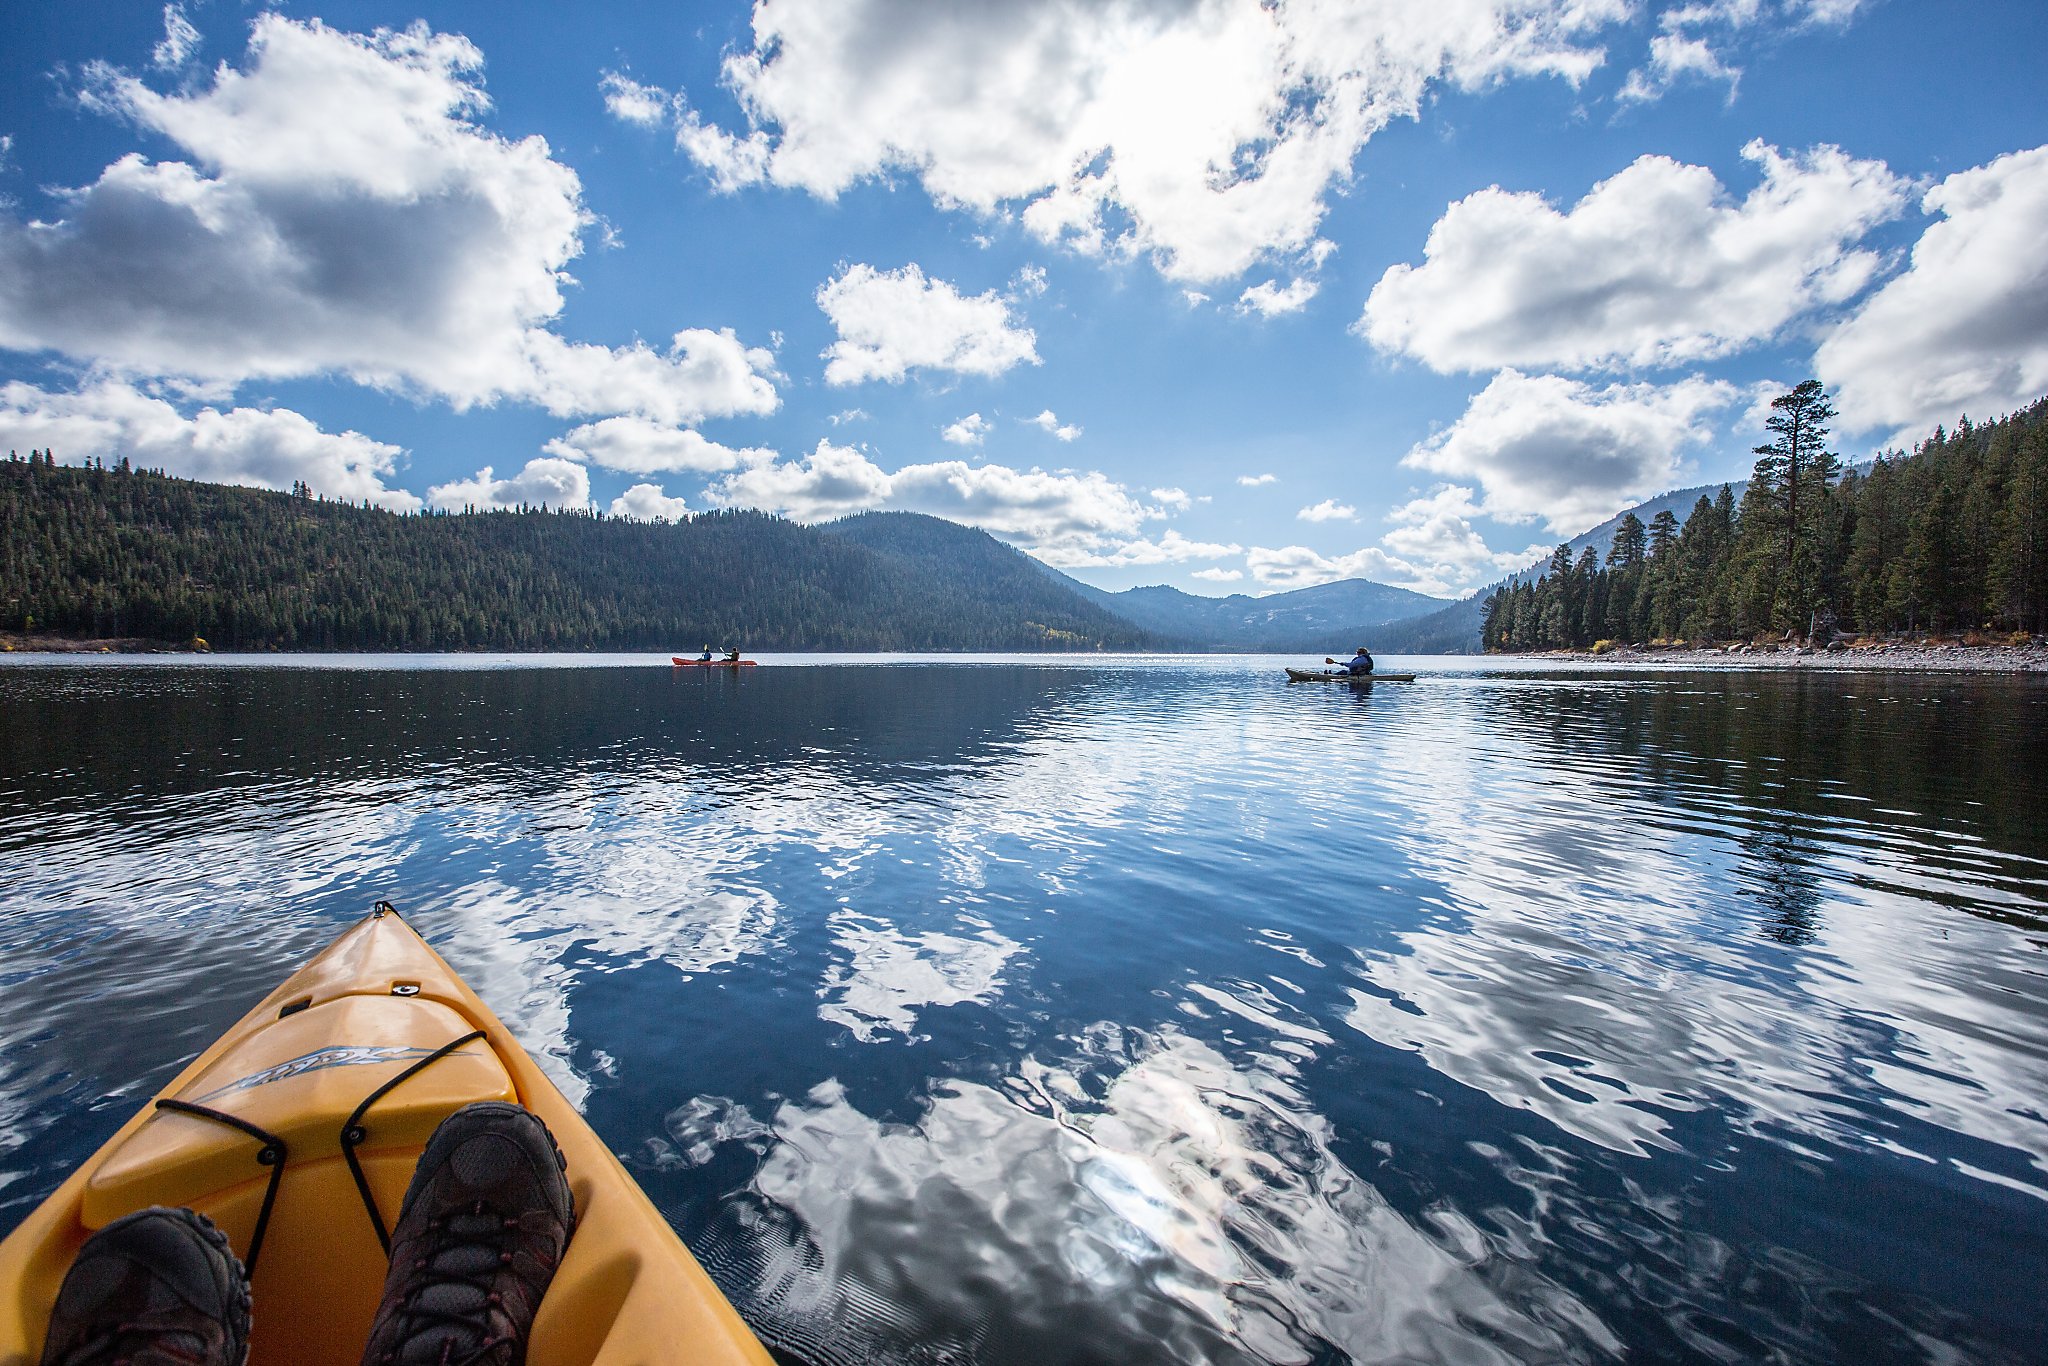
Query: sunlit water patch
xmin=1 ymin=657 xmax=2044 ymax=1364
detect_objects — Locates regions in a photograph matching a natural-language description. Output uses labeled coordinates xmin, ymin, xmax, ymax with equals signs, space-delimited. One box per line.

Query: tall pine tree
xmin=1747 ymin=380 xmax=1842 ymax=634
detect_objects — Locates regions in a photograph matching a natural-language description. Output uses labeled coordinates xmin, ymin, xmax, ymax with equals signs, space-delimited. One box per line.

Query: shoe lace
xmin=48 ymin=1323 xmax=211 ymax=1366
xmin=384 ymin=1201 xmax=524 ymax=1366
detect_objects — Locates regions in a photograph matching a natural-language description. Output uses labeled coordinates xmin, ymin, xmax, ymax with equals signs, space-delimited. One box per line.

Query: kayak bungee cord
xmin=339 ymin=1029 xmax=488 ymax=1254
xmin=150 ymin=1098 xmax=288 ymax=1277
xmin=151 ymin=1023 xmax=491 ymax=1277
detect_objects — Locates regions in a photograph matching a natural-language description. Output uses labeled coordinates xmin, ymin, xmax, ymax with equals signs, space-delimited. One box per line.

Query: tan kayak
xmin=1284 ymin=668 xmax=1418 ymax=682
xmin=0 ymin=905 xmax=776 ymax=1366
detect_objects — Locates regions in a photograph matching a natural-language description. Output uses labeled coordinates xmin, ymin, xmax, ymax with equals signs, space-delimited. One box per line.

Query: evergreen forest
xmin=1481 ymin=388 xmax=2048 ymax=652
xmin=7 ymin=382 xmax=2043 ymax=656
xmin=0 ymin=461 xmax=1157 ymax=651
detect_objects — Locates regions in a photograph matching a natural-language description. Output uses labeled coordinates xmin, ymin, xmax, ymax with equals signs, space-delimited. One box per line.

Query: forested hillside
xmin=0 ymin=461 xmax=1153 ymax=651
xmin=818 ymin=511 xmax=1164 ymax=648
xmin=1483 ymin=390 xmax=2048 ymax=650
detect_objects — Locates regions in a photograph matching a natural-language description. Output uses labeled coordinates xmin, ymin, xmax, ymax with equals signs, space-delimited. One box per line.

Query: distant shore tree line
xmin=1481 ymin=387 xmax=2048 ymax=651
xmin=0 ymin=454 xmax=1153 ymax=651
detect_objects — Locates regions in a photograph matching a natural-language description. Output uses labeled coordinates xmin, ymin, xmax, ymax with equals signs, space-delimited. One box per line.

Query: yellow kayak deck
xmin=0 ymin=906 xmax=774 ymax=1366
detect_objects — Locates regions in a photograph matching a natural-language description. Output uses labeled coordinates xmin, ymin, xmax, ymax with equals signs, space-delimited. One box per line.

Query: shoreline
xmin=4 ymin=632 xmax=2045 ymax=673
xmin=1516 ymin=639 xmax=2048 ymax=673
xmin=0 ymin=633 xmax=204 ymax=655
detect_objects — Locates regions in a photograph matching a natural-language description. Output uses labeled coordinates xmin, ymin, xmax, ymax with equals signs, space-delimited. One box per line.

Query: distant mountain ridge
xmin=1038 ymin=565 xmax=1449 ymax=650
xmin=826 ymin=513 xmax=1451 ymax=651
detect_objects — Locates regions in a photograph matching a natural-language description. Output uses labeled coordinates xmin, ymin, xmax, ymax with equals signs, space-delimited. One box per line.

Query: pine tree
xmin=1748 ymin=380 xmax=1842 ymax=633
xmin=1608 ymin=512 xmax=1647 ymax=569
xmin=1603 ymin=513 xmax=1646 ymax=639
xmin=1989 ymin=425 xmax=2048 ymax=631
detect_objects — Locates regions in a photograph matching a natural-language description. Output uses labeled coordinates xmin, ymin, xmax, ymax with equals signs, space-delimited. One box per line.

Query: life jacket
xmin=1347 ymin=652 xmax=1374 ymax=675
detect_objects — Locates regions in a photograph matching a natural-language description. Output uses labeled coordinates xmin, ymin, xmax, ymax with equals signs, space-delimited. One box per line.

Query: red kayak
xmin=672 ymin=657 xmax=758 ymax=667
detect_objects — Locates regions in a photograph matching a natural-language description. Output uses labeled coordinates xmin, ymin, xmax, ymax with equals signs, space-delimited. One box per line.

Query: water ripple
xmin=2 ymin=658 xmax=2044 ymax=1363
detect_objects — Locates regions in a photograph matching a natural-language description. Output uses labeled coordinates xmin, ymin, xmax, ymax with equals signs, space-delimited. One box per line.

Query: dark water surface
xmin=2 ymin=656 xmax=2044 ymax=1365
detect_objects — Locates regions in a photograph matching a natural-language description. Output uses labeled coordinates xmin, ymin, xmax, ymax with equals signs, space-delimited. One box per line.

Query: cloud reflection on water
xmin=694 ymin=1025 xmax=1606 ymax=1366
xmin=1340 ymin=681 xmax=2048 ymax=1185
xmin=820 ymin=915 xmax=1021 ymax=1043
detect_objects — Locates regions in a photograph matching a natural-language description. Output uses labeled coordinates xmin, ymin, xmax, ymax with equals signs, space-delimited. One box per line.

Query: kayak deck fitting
xmin=1285 ymin=668 xmax=1418 ymax=683
xmin=0 ymin=905 xmax=774 ymax=1366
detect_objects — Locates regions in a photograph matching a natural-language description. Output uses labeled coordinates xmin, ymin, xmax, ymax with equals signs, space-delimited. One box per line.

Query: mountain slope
xmin=0 ymin=464 xmax=1153 ymax=651
xmin=1037 ymin=565 xmax=1449 ymax=649
xmin=818 ymin=511 xmax=1170 ymax=648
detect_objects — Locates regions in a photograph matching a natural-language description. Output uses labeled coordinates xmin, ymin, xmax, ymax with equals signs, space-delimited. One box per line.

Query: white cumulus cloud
xmin=1381 ymin=485 xmax=1550 ymax=589
xmin=1817 ymin=144 xmax=2048 ymax=439
xmin=516 ymin=328 xmax=780 ymax=427
xmin=1360 ymin=141 xmax=1908 ymax=372
xmin=152 ymin=4 xmax=201 ymax=70
xmin=599 ymin=71 xmax=673 ymax=127
xmin=1238 ymin=278 xmax=1320 ymax=317
xmin=662 ymin=0 xmax=1629 ymax=283
xmin=1237 ymin=473 xmax=1278 ymax=487
xmin=1025 ymin=409 xmax=1081 ymax=441
xmin=1297 ymin=499 xmax=1357 ymax=522
xmin=0 ymin=17 xmax=779 ymax=426
xmin=543 ymin=416 xmax=775 ymax=474
xmin=1618 ymin=1 xmax=1869 ymax=104
xmin=1245 ymin=543 xmax=1424 ymax=594
xmin=609 ymin=483 xmax=692 ymax=522
xmin=941 ymin=413 xmax=992 ymax=447
xmin=428 ymin=457 xmax=591 ymax=512
xmin=817 ymin=264 xmax=1039 ymax=386
xmin=1404 ymin=369 xmax=1737 ymax=535
xmin=0 ymin=379 xmax=420 ymax=510
xmin=1617 ymin=33 xmax=1740 ymax=104
xmin=705 ymin=439 xmax=1184 ymax=564
xmin=1048 ymin=528 xmax=1245 ymax=571
xmin=1248 ymin=487 xmax=1546 ymax=598
xmin=1192 ymin=567 xmax=1245 ymax=583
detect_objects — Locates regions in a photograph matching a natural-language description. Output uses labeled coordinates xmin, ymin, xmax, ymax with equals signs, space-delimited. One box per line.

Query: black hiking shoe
xmin=40 ymin=1206 xmax=251 ymax=1366
xmin=359 ymin=1102 xmax=574 ymax=1366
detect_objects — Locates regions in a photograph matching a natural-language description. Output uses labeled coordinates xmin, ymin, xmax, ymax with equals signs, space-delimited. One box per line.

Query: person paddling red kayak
xmin=672 ymin=651 xmax=757 ymax=668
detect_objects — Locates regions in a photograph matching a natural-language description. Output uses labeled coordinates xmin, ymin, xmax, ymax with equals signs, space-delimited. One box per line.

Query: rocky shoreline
xmin=0 ymin=633 xmax=204 ymax=654
xmin=1527 ymin=638 xmax=2048 ymax=673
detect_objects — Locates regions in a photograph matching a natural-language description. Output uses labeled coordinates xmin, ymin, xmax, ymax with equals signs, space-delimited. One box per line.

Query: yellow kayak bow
xmin=0 ymin=905 xmax=775 ymax=1366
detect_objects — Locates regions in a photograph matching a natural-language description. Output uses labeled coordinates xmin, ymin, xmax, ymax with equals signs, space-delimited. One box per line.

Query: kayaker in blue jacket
xmin=698 ymin=644 xmax=714 ymax=661
xmin=1327 ymin=646 xmax=1374 ymax=676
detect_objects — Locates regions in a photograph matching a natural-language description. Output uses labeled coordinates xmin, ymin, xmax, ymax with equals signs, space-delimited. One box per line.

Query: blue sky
xmin=2 ymin=1 xmax=2043 ymax=598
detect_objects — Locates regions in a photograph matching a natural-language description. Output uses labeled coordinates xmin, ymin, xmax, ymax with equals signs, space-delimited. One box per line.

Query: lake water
xmin=1 ymin=655 xmax=2044 ymax=1365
